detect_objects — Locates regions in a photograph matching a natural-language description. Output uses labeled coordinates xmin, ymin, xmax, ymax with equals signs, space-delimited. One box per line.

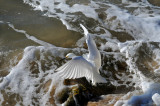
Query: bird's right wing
xmin=80 ymin=24 xmax=101 ymax=71
xmin=55 ymin=56 xmax=106 ymax=85
xmin=80 ymin=24 xmax=88 ymax=38
xmin=80 ymin=24 xmax=98 ymax=56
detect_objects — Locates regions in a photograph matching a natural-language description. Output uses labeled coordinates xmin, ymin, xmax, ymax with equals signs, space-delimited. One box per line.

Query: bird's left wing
xmin=55 ymin=56 xmax=93 ymax=81
xmin=55 ymin=56 xmax=106 ymax=85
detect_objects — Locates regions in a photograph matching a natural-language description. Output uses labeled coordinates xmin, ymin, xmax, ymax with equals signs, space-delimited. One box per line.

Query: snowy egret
xmin=56 ymin=24 xmax=107 ymax=85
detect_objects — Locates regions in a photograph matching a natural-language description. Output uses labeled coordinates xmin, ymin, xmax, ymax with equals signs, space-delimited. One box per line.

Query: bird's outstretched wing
xmin=55 ymin=56 xmax=106 ymax=85
xmin=80 ymin=24 xmax=101 ymax=72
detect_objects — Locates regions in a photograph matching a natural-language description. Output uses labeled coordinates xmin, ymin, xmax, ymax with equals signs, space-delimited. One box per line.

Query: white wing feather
xmin=56 ymin=56 xmax=106 ymax=85
xmin=80 ymin=24 xmax=101 ymax=73
xmin=80 ymin=24 xmax=88 ymax=37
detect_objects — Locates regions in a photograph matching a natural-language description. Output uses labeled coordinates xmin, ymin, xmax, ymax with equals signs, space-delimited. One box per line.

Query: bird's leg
xmin=72 ymin=87 xmax=80 ymax=95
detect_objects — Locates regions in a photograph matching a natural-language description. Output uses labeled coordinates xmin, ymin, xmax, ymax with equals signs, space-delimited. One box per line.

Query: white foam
xmin=122 ymin=0 xmax=152 ymax=7
xmin=154 ymin=68 xmax=160 ymax=74
xmin=152 ymin=93 xmax=160 ymax=105
xmin=0 ymin=93 xmax=4 ymax=105
xmin=0 ymin=21 xmax=3 ymax=23
xmin=0 ymin=46 xmax=37 ymax=89
xmin=60 ymin=18 xmax=76 ymax=31
xmin=116 ymin=41 xmax=160 ymax=105
xmin=105 ymin=4 xmax=160 ymax=42
xmin=0 ymin=45 xmax=94 ymax=105
xmin=23 ymin=0 xmax=98 ymax=20
xmin=0 ymin=46 xmax=64 ymax=105
xmin=125 ymin=83 xmax=160 ymax=105
xmin=100 ymin=42 xmax=119 ymax=52
xmin=22 ymin=0 xmax=160 ymax=43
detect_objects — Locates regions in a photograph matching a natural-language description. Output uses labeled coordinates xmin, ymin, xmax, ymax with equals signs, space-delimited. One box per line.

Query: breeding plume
xmin=56 ymin=24 xmax=107 ymax=85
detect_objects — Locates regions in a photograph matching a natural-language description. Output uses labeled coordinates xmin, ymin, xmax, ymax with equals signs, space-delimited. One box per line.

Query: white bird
xmin=56 ymin=24 xmax=107 ymax=85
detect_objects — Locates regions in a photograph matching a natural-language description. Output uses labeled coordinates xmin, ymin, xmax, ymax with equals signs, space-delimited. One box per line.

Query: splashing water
xmin=0 ymin=0 xmax=160 ymax=105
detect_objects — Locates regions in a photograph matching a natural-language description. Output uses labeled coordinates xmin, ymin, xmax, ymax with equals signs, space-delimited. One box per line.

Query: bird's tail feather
xmin=92 ymin=71 xmax=107 ymax=85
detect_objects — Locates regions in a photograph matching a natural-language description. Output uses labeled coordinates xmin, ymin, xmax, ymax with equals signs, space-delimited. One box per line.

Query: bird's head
xmin=66 ymin=53 xmax=76 ymax=59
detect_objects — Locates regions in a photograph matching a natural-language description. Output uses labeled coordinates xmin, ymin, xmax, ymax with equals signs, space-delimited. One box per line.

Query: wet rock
xmin=64 ymin=77 xmax=116 ymax=95
xmin=66 ymin=0 xmax=90 ymax=6
xmin=101 ymin=52 xmax=135 ymax=93
xmin=1 ymin=91 xmax=22 ymax=106
xmin=43 ymin=77 xmax=116 ymax=105
xmin=87 ymin=94 xmax=125 ymax=106
xmin=48 ymin=86 xmax=57 ymax=106
xmin=87 ymin=91 xmax=145 ymax=106
xmin=109 ymin=30 xmax=135 ymax=42
xmin=128 ymin=42 xmax=160 ymax=81
xmin=65 ymin=84 xmax=91 ymax=106
xmin=98 ymin=12 xmax=107 ymax=21
xmin=62 ymin=77 xmax=116 ymax=106
xmin=55 ymin=87 xmax=71 ymax=104
xmin=148 ymin=0 xmax=160 ymax=6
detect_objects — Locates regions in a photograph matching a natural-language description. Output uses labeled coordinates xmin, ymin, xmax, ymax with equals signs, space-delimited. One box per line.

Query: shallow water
xmin=0 ymin=0 xmax=160 ymax=105
xmin=0 ymin=0 xmax=82 ymax=48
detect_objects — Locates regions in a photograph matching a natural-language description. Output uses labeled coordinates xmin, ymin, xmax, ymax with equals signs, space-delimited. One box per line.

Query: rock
xmin=66 ymin=0 xmax=90 ymax=6
xmin=128 ymin=42 xmax=160 ymax=81
xmin=98 ymin=12 xmax=107 ymax=21
xmin=101 ymin=52 xmax=135 ymax=93
xmin=64 ymin=77 xmax=116 ymax=95
xmin=148 ymin=0 xmax=160 ymax=6
xmin=61 ymin=77 xmax=116 ymax=106
xmin=43 ymin=79 xmax=56 ymax=106
xmin=43 ymin=77 xmax=116 ymax=105
xmin=55 ymin=87 xmax=70 ymax=104
xmin=87 ymin=94 xmax=125 ymax=106
xmin=109 ymin=30 xmax=134 ymax=42
xmin=87 ymin=91 xmax=145 ymax=106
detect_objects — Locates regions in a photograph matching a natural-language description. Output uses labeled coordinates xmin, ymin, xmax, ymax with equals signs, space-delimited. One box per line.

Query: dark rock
xmin=55 ymin=87 xmax=70 ymax=104
xmin=60 ymin=77 xmax=116 ymax=106
xmin=98 ymin=12 xmax=106 ymax=21
xmin=148 ymin=0 xmax=160 ymax=6
xmin=109 ymin=30 xmax=134 ymax=42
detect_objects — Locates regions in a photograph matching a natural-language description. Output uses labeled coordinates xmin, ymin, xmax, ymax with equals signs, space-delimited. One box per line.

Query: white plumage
xmin=56 ymin=24 xmax=107 ymax=85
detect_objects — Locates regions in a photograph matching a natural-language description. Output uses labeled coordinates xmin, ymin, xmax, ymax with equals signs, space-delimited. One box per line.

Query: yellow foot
xmin=72 ymin=87 xmax=79 ymax=95
xmin=79 ymin=84 xmax=87 ymax=91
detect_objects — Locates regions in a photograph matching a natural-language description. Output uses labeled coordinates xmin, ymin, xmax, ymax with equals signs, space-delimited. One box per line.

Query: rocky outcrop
xmin=56 ymin=77 xmax=116 ymax=106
